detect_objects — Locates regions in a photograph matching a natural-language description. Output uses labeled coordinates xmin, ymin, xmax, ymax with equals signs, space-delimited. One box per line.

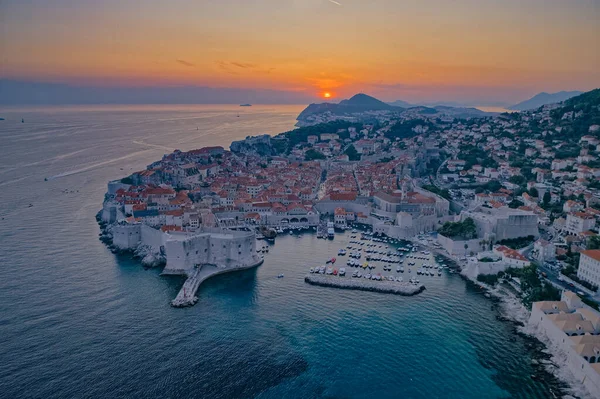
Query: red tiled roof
xmin=329 ymin=193 xmax=357 ymax=201
xmin=161 ymin=225 xmax=183 ymax=232
xmin=581 ymin=250 xmax=600 ymax=262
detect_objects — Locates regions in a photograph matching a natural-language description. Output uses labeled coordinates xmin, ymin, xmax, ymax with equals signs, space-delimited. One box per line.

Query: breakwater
xmin=304 ymin=274 xmax=425 ymax=296
xmin=170 ymin=258 xmax=264 ymax=308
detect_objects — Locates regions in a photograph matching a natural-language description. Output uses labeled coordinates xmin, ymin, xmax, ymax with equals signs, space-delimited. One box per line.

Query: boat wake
xmin=0 ymin=176 xmax=30 ymax=187
xmin=0 ymin=148 xmax=92 ymax=176
xmin=132 ymin=140 xmax=174 ymax=151
xmin=47 ymin=150 xmax=151 ymax=180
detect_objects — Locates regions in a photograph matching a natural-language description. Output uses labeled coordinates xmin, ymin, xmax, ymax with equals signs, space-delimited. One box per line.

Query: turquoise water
xmin=0 ymin=106 xmax=557 ymax=398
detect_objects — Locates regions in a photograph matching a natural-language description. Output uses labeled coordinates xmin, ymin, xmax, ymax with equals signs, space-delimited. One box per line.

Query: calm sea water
xmin=0 ymin=105 xmax=555 ymax=398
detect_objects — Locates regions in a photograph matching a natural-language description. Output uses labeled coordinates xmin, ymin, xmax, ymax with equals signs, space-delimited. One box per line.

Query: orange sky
xmin=1 ymin=0 xmax=599 ymax=104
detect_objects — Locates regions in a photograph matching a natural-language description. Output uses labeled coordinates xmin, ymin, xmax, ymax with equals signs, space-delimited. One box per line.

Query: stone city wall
xmin=163 ymin=229 xmax=257 ymax=274
xmin=437 ymin=234 xmax=482 ymax=256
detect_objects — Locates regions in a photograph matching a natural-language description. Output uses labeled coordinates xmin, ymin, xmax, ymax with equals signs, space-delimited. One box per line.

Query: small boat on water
xmin=277 ymin=274 xmax=284 ymax=278
xmin=339 ymin=268 xmax=346 ymax=276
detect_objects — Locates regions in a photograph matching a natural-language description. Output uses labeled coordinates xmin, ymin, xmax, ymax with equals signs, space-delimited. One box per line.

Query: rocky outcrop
xmin=230 ymin=134 xmax=274 ymax=156
xmin=136 ymin=245 xmax=166 ymax=268
xmin=96 ymin=213 xmax=165 ymax=268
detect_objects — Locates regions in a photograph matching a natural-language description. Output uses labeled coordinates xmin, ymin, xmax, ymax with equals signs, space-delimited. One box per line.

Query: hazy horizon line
xmin=1 ymin=78 xmax=588 ymax=108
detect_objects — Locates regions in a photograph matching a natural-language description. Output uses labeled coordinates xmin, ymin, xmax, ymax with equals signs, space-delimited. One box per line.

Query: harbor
xmin=302 ymin=227 xmax=451 ymax=294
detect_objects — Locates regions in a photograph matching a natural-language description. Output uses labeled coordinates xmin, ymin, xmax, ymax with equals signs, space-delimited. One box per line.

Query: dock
xmin=170 ymin=258 xmax=264 ymax=308
xmin=304 ymin=274 xmax=425 ymax=296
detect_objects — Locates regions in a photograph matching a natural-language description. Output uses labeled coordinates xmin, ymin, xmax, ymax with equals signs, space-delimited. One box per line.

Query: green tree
xmin=344 ymin=144 xmax=361 ymax=161
xmin=529 ymin=187 xmax=539 ymax=197
xmin=484 ymin=180 xmax=502 ymax=192
xmin=508 ymin=199 xmax=524 ymax=209
xmin=543 ymin=191 xmax=551 ymax=206
xmin=438 ymin=218 xmax=477 ymax=240
xmin=509 ymin=175 xmax=526 ymax=185
xmin=305 ymin=149 xmax=326 ymax=161
xmin=589 ymin=236 xmax=600 ymax=250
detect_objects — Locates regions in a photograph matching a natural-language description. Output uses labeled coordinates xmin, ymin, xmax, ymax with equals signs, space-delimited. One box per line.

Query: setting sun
xmin=323 ymin=92 xmax=332 ymax=98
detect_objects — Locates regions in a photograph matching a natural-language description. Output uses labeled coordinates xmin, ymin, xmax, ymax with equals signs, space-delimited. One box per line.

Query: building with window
xmin=529 ymin=291 xmax=600 ymax=397
xmin=577 ymin=250 xmax=600 ymax=292
xmin=565 ymin=212 xmax=596 ymax=235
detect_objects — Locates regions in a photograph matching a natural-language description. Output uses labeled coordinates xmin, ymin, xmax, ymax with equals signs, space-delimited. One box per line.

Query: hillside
xmin=508 ymin=91 xmax=582 ymax=111
xmin=338 ymin=93 xmax=395 ymax=110
xmin=549 ymin=88 xmax=600 ymax=140
xmin=387 ymin=99 xmax=414 ymax=108
xmin=297 ymin=93 xmax=401 ymax=122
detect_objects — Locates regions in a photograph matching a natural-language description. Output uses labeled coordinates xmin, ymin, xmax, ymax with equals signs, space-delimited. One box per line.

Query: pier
xmin=170 ymin=259 xmax=264 ymax=308
xmin=305 ymin=274 xmax=425 ymax=296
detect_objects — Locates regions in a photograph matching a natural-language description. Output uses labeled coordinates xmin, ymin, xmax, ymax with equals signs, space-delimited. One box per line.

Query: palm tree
xmin=464 ymin=243 xmax=469 ymax=256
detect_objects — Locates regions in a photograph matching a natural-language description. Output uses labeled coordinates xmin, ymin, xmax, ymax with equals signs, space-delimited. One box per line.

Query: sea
xmin=0 ymin=105 xmax=559 ymax=398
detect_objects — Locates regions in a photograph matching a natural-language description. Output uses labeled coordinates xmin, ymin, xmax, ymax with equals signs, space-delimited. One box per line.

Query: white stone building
xmin=565 ymin=213 xmax=596 ymax=235
xmin=529 ymin=291 xmax=600 ymax=396
xmin=577 ymin=250 xmax=600 ymax=291
xmin=534 ymin=239 xmax=556 ymax=263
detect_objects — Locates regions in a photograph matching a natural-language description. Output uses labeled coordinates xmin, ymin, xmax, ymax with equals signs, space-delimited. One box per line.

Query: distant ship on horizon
xmin=239 ymin=104 xmax=252 ymax=107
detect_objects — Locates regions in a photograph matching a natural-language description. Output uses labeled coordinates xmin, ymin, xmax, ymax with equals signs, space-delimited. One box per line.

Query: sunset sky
xmin=1 ymin=0 xmax=599 ymax=104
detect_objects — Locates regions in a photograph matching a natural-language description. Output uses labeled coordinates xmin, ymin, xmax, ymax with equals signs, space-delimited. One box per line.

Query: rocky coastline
xmin=95 ymin=211 xmax=166 ymax=268
xmin=409 ymin=237 xmax=591 ymax=398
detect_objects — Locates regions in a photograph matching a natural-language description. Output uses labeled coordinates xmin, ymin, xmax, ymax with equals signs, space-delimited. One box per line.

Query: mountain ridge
xmin=508 ymin=91 xmax=583 ymax=111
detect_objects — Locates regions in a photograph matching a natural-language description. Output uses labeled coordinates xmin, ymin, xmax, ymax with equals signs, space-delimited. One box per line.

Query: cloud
xmin=327 ymin=0 xmax=342 ymax=5
xmin=215 ymin=61 xmax=274 ymax=75
xmin=230 ymin=62 xmax=256 ymax=69
xmin=176 ymin=59 xmax=195 ymax=67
